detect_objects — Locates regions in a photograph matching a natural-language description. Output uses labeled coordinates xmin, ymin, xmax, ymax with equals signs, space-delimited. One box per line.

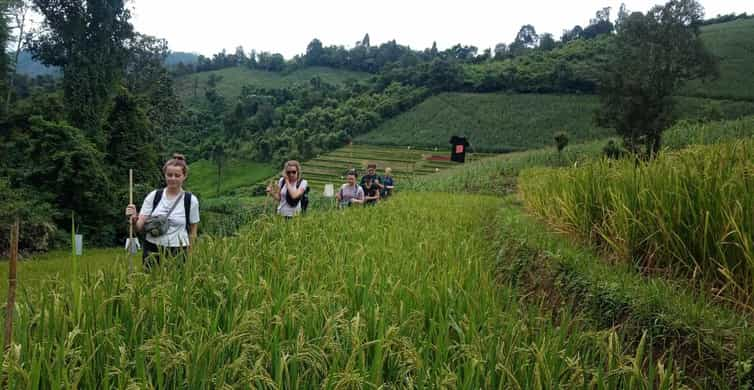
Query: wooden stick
xmin=4 ymin=217 xmax=19 ymax=352
xmin=128 ymin=169 xmax=134 ymax=274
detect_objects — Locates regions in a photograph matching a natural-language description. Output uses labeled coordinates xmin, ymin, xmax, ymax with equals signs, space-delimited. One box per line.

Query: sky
xmin=130 ymin=0 xmax=754 ymax=58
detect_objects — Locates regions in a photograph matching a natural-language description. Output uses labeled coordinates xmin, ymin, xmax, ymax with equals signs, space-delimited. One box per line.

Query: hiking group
xmin=266 ymin=160 xmax=396 ymax=216
xmin=124 ymin=156 xmax=396 ymax=269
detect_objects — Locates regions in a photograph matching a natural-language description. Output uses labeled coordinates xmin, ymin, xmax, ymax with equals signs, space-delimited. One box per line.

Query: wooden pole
xmin=4 ymin=217 xmax=19 ymax=352
xmin=128 ymin=169 xmax=134 ymax=274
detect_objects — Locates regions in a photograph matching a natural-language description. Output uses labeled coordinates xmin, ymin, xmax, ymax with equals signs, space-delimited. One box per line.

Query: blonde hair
xmin=385 ymin=167 xmax=392 ymax=175
xmin=282 ymin=160 xmax=302 ymax=177
xmin=163 ymin=153 xmax=188 ymax=175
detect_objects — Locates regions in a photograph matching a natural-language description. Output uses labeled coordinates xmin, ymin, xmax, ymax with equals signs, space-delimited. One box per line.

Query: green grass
xmin=0 ymin=193 xmax=685 ymax=388
xmin=664 ymin=115 xmax=754 ymax=149
xmin=405 ymin=138 xmax=610 ymax=195
xmin=494 ymin=202 xmax=754 ymax=388
xmin=187 ymin=158 xmax=275 ymax=198
xmin=0 ymin=248 xmax=123 ymax=301
xmin=519 ymin=139 xmax=754 ymax=309
xmin=356 ymin=92 xmax=613 ymax=152
xmin=300 ymin=144 xmax=494 ymax=191
xmin=356 ymin=93 xmax=754 ymax=153
xmin=681 ymin=18 xmax=754 ymax=101
xmin=175 ymin=66 xmax=370 ymax=104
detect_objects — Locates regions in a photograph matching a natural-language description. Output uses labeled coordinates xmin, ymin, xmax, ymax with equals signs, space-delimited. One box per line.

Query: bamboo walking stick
xmin=126 ymin=169 xmax=137 ymax=274
xmin=4 ymin=218 xmax=19 ymax=353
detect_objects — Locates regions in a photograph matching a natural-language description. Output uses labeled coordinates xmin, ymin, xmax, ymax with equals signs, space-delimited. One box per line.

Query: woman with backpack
xmin=267 ymin=160 xmax=309 ymax=218
xmin=336 ymin=170 xmax=365 ymax=208
xmin=125 ymin=154 xmax=200 ymax=268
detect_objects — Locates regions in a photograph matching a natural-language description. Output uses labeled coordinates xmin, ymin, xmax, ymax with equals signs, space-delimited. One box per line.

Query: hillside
xmin=681 ymin=17 xmax=754 ymax=101
xmin=356 ymin=92 xmax=754 ymax=152
xmin=174 ymin=66 xmax=371 ymax=104
xmin=356 ymin=93 xmax=612 ymax=152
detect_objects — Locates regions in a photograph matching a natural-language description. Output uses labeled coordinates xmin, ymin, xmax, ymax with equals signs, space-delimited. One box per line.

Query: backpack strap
xmin=151 ymin=189 xmax=164 ymax=215
xmin=184 ymin=192 xmax=192 ymax=232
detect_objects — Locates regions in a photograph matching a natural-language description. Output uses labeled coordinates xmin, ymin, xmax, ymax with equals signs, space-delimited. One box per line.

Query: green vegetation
xmin=664 ymin=115 xmax=754 ymax=149
xmin=186 ymin=159 xmax=275 ymax=198
xmin=175 ymin=66 xmax=370 ymax=104
xmin=301 ymin=144 xmax=492 ymax=189
xmin=404 ymin=139 xmax=609 ymax=195
xmin=494 ymin=204 xmax=754 ymax=388
xmin=357 ymin=93 xmax=613 ymax=152
xmin=357 ymin=93 xmax=754 ymax=153
xmin=0 ymin=248 xmax=122 ymax=301
xmin=519 ymin=139 xmax=754 ymax=309
xmin=682 ymin=18 xmax=754 ymax=101
xmin=0 ymin=193 xmax=683 ymax=388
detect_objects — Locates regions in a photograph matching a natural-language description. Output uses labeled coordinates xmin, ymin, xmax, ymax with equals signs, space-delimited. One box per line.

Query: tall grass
xmin=405 ymin=139 xmax=609 ymax=195
xmin=664 ymin=116 xmax=754 ymax=150
xmin=0 ymin=193 xmax=680 ymax=388
xmin=519 ymin=140 xmax=754 ymax=308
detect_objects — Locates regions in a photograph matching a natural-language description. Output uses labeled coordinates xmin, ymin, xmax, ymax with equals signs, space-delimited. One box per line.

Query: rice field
xmin=296 ymin=144 xmax=493 ymax=190
xmin=518 ymin=139 xmax=754 ymax=309
xmin=0 ymin=193 xmax=683 ymax=388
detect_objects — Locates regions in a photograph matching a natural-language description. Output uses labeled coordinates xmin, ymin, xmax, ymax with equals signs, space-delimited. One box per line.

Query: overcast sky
xmin=130 ymin=0 xmax=753 ymax=58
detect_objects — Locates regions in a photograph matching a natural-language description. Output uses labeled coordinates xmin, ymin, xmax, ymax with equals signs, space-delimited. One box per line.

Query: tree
xmin=596 ymin=0 xmax=717 ymax=156
xmin=539 ymin=33 xmax=556 ymax=51
xmin=359 ymin=33 xmax=370 ymax=48
xmin=510 ymin=24 xmax=539 ymax=56
xmin=493 ymin=43 xmax=508 ymax=59
xmin=0 ymin=1 xmax=10 ymax=110
xmin=28 ymin=0 xmax=135 ymax=147
xmin=5 ymin=0 xmax=31 ymax=115
xmin=305 ymin=38 xmax=323 ymax=66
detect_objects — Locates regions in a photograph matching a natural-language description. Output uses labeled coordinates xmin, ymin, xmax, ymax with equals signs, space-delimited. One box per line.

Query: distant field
xmin=681 ymin=18 xmax=754 ymax=101
xmin=356 ymin=92 xmax=754 ymax=152
xmin=357 ymin=93 xmax=613 ymax=152
xmin=175 ymin=66 xmax=371 ymax=104
xmin=188 ymin=159 xmax=275 ymax=198
xmin=301 ymin=144 xmax=494 ymax=190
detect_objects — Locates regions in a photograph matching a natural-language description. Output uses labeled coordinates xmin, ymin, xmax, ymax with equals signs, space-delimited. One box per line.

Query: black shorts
xmin=142 ymin=240 xmax=187 ymax=270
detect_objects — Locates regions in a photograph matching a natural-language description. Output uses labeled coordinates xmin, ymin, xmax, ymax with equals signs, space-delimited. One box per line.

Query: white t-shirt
xmin=339 ymin=184 xmax=364 ymax=205
xmin=140 ymin=189 xmax=200 ymax=247
xmin=277 ymin=178 xmax=308 ymax=217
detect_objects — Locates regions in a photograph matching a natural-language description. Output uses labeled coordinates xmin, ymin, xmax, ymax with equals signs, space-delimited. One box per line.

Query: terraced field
xmin=300 ymin=144 xmax=493 ymax=190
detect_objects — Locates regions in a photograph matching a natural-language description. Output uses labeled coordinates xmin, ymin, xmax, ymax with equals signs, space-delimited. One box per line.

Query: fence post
xmin=4 ymin=217 xmax=19 ymax=352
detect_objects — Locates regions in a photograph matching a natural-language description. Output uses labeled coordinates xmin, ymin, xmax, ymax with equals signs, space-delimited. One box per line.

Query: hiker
xmin=381 ymin=167 xmax=395 ymax=198
xmin=266 ymin=160 xmax=309 ymax=218
xmin=360 ymin=163 xmax=382 ymax=189
xmin=125 ymin=154 xmax=200 ymax=269
xmin=336 ymin=170 xmax=365 ymax=208
xmin=362 ymin=174 xmax=381 ymax=206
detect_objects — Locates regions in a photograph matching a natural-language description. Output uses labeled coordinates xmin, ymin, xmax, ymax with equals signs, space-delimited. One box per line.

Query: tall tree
xmin=510 ymin=24 xmax=539 ymax=56
xmin=4 ymin=0 xmax=31 ymax=115
xmin=0 ymin=0 xmax=10 ymax=108
xmin=596 ymin=0 xmax=717 ymax=156
xmin=27 ymin=0 xmax=135 ymax=147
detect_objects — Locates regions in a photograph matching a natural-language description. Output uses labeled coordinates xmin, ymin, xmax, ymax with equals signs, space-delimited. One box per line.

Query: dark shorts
xmin=142 ymin=240 xmax=187 ymax=270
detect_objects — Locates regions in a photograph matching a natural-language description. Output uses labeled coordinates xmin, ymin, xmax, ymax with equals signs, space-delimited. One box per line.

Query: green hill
xmin=681 ymin=18 xmax=754 ymax=101
xmin=356 ymin=93 xmax=612 ymax=152
xmin=175 ymin=66 xmax=371 ymax=104
xmin=356 ymin=92 xmax=754 ymax=152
